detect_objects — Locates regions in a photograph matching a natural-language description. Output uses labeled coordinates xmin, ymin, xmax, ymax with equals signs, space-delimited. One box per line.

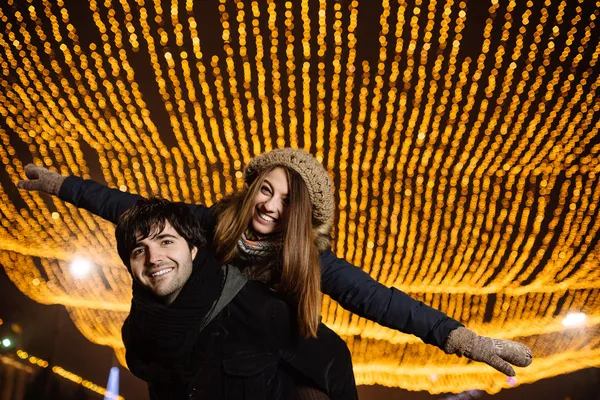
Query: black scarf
xmin=121 ymin=249 xmax=225 ymax=385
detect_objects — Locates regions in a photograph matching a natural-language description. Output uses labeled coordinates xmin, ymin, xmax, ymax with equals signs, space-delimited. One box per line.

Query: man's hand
xmin=17 ymin=164 xmax=67 ymax=196
xmin=444 ymin=327 xmax=533 ymax=376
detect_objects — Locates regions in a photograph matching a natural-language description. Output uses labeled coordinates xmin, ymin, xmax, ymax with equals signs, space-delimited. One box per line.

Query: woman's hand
xmin=17 ymin=164 xmax=67 ymax=196
xmin=444 ymin=327 xmax=533 ymax=376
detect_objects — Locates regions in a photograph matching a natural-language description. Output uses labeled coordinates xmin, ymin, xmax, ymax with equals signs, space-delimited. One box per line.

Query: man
xmin=113 ymin=198 xmax=351 ymax=399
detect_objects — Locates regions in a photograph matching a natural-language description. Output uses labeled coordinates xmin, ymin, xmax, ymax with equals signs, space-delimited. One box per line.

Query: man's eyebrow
xmin=155 ymin=233 xmax=177 ymax=240
xmin=133 ymin=233 xmax=177 ymax=247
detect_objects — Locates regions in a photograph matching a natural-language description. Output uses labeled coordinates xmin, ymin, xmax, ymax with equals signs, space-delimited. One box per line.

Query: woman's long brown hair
xmin=214 ymin=167 xmax=321 ymax=338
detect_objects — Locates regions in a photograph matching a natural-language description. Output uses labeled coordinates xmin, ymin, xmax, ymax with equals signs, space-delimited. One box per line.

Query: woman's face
xmin=251 ymin=167 xmax=289 ymax=235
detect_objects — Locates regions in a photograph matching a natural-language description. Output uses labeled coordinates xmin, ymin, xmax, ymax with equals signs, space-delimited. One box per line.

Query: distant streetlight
xmin=562 ymin=312 xmax=587 ymax=327
xmin=70 ymin=258 xmax=93 ymax=278
xmin=1 ymin=338 xmax=12 ymax=348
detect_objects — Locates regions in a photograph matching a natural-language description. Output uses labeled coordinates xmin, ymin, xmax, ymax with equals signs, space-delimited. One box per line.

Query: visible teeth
xmin=259 ymin=212 xmax=275 ymax=223
xmin=150 ymin=268 xmax=172 ymax=278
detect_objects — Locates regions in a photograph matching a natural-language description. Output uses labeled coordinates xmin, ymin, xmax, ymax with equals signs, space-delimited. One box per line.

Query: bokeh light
xmin=562 ymin=312 xmax=587 ymax=327
xmin=0 ymin=0 xmax=599 ymax=394
xmin=70 ymin=258 xmax=93 ymax=278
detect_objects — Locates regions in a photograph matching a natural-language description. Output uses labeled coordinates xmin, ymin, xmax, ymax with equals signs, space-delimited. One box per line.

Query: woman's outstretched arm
xmin=17 ymin=164 xmax=215 ymax=226
xmin=320 ymin=249 xmax=532 ymax=376
xmin=319 ymin=249 xmax=461 ymax=348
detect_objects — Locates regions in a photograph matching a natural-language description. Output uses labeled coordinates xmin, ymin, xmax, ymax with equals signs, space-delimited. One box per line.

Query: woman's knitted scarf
xmin=236 ymin=228 xmax=283 ymax=281
xmin=121 ymin=249 xmax=225 ymax=386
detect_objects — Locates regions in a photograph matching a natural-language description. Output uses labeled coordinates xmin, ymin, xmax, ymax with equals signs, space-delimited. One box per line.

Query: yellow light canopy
xmin=1 ymin=0 xmax=599 ymax=394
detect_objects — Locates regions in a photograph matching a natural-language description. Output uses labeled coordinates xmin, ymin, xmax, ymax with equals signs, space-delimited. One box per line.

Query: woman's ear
xmin=191 ymin=246 xmax=198 ymax=260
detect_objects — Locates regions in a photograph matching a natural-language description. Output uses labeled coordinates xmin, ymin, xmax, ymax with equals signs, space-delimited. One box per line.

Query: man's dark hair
xmin=115 ymin=198 xmax=207 ymax=270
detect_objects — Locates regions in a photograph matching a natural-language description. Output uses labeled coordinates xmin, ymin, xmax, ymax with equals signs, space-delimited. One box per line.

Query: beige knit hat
xmin=244 ymin=148 xmax=334 ymax=224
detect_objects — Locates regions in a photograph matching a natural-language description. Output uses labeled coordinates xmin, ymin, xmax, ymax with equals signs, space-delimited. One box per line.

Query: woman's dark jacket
xmin=59 ymin=176 xmax=462 ymax=348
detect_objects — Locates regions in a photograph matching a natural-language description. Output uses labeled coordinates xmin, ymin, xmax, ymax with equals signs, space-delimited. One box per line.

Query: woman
xmin=214 ymin=160 xmax=328 ymax=339
xmin=18 ymin=148 xmax=533 ymax=384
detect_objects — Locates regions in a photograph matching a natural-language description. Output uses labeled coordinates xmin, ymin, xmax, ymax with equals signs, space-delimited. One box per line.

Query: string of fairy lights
xmin=0 ymin=0 xmax=599 ymax=394
xmin=13 ymin=349 xmax=125 ymax=399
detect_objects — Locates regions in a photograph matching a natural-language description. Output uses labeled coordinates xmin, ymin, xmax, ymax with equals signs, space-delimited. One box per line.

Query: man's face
xmin=129 ymin=222 xmax=197 ymax=305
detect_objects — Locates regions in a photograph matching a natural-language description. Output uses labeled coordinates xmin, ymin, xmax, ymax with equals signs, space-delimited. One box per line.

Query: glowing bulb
xmin=1 ymin=338 xmax=12 ymax=347
xmin=562 ymin=312 xmax=587 ymax=327
xmin=70 ymin=258 xmax=93 ymax=278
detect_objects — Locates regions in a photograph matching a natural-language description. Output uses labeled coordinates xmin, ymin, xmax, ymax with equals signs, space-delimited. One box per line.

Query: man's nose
xmin=145 ymin=247 xmax=163 ymax=266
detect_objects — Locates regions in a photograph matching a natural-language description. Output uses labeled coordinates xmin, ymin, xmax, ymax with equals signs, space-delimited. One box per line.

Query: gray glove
xmin=17 ymin=164 xmax=67 ymax=196
xmin=444 ymin=327 xmax=533 ymax=376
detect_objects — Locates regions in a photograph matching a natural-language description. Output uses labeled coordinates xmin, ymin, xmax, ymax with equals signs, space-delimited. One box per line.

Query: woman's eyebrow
xmin=263 ymin=179 xmax=288 ymax=197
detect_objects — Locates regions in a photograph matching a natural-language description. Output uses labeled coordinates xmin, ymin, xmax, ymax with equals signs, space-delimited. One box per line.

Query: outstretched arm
xmin=320 ymin=250 xmax=532 ymax=376
xmin=58 ymin=175 xmax=142 ymax=224
xmin=320 ymin=250 xmax=460 ymax=347
xmin=18 ymin=164 xmax=144 ymax=223
xmin=17 ymin=164 xmax=216 ymax=227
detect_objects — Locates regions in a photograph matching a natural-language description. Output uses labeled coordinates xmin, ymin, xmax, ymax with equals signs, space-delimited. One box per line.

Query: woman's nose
xmin=263 ymin=196 xmax=280 ymax=213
